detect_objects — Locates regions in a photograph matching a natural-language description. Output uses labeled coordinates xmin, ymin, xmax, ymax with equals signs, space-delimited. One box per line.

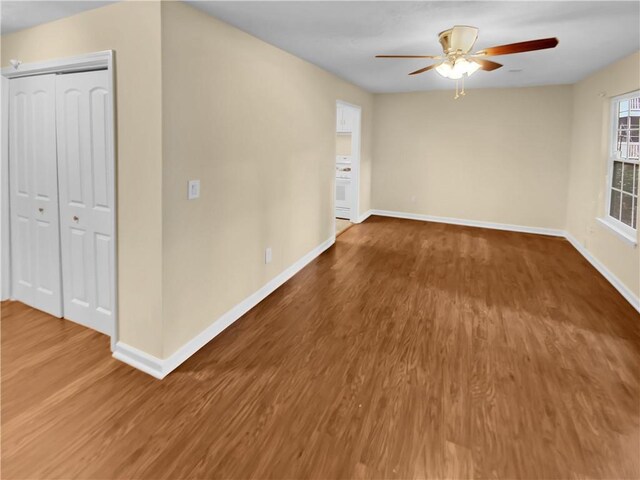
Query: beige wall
xmin=565 ymin=52 xmax=640 ymax=298
xmin=1 ymin=2 xmax=165 ymax=356
xmin=0 ymin=1 xmax=373 ymax=360
xmin=372 ymin=86 xmax=573 ymax=230
xmin=160 ymin=2 xmax=373 ymax=356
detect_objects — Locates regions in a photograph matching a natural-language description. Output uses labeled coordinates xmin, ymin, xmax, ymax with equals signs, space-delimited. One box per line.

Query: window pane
xmin=623 ymin=163 xmax=635 ymax=193
xmin=621 ymin=193 xmax=634 ymax=226
xmin=610 ymin=95 xmax=639 ymax=229
xmin=617 ymin=127 xmax=628 ymax=142
xmin=613 ymin=161 xmax=623 ymax=189
xmin=610 ymin=189 xmax=621 ymax=219
xmin=619 ymin=100 xmax=629 ymax=115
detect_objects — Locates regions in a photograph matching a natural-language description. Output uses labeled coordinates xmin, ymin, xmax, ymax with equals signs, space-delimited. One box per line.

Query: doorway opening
xmin=335 ymin=100 xmax=361 ymax=237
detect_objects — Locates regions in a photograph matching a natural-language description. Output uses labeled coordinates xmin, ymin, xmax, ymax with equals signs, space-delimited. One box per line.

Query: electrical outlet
xmin=265 ymin=247 xmax=272 ymax=264
xmin=410 ymin=195 xmax=416 ymax=203
xmin=188 ymin=180 xmax=200 ymax=200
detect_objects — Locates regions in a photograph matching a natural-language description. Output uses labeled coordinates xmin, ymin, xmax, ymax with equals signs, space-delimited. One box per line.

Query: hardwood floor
xmin=336 ymin=217 xmax=353 ymax=236
xmin=2 ymin=216 xmax=639 ymax=479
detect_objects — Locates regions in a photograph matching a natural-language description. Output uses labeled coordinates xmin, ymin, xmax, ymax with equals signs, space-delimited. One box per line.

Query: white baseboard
xmin=112 ymin=342 xmax=165 ymax=379
xmin=370 ymin=210 xmax=565 ymax=237
xmin=355 ymin=209 xmax=372 ymax=224
xmin=112 ymin=235 xmax=336 ymax=379
xmin=564 ymin=232 xmax=640 ymax=313
xmin=371 ymin=209 xmax=639 ymax=313
xmin=114 ymin=213 xmax=639 ymax=380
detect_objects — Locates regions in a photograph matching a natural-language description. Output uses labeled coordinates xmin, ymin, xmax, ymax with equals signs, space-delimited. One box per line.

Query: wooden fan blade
xmin=474 ymin=59 xmax=503 ymax=71
xmin=476 ymin=37 xmax=558 ymax=56
xmin=376 ymin=55 xmax=439 ymax=59
xmin=408 ymin=64 xmax=436 ymax=76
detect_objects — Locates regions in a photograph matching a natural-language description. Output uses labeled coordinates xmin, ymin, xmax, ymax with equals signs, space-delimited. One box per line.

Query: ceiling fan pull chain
xmin=461 ymin=76 xmax=466 ymax=96
xmin=454 ymin=79 xmax=459 ymax=99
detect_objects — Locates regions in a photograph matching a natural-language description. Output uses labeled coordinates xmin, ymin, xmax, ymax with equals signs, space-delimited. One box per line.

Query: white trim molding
xmin=1 ymin=51 xmax=112 ymax=79
xmin=371 ymin=209 xmax=639 ymax=313
xmin=1 ymin=75 xmax=10 ymax=301
xmin=370 ymin=210 xmax=565 ymax=237
xmin=162 ymin=235 xmax=334 ymax=374
xmin=113 ymin=235 xmax=336 ymax=379
xmin=355 ymin=209 xmax=372 ymax=224
xmin=565 ymin=232 xmax=640 ymax=313
xmin=596 ymin=217 xmax=638 ymax=246
xmin=336 ymin=100 xmax=362 ymax=224
xmin=114 ymin=212 xmax=639 ymax=380
xmin=604 ymin=90 xmax=639 ymax=244
xmin=113 ymin=342 xmax=165 ymax=380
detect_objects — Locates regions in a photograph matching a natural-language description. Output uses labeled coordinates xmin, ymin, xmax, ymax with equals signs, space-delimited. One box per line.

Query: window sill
xmin=596 ymin=217 xmax=638 ymax=246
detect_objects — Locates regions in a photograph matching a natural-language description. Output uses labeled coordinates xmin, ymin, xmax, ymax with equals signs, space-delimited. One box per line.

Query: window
xmin=606 ymin=92 xmax=639 ymax=238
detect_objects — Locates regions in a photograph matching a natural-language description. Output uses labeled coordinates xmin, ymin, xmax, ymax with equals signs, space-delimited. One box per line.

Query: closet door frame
xmin=1 ymin=51 xmax=118 ymax=351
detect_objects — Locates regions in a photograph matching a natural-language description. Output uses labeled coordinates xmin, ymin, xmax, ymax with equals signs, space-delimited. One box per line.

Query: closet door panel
xmin=9 ymin=88 xmax=33 ymax=303
xmin=94 ymin=233 xmax=112 ymax=316
xmin=68 ymin=227 xmax=90 ymax=307
xmin=90 ymin=88 xmax=110 ymax=209
xmin=14 ymin=215 xmax=32 ymax=291
xmin=13 ymin=92 xmax=29 ymax=196
xmin=62 ymin=90 xmax=85 ymax=205
xmin=9 ymin=75 xmax=62 ymax=316
xmin=57 ymin=70 xmax=114 ymax=336
xmin=35 ymin=218 xmax=56 ymax=295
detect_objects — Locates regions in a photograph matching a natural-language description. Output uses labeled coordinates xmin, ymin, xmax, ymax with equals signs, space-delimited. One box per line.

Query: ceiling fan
xmin=376 ymin=26 xmax=558 ymax=98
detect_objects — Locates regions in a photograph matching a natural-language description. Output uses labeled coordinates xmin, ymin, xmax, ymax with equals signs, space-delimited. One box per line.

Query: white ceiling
xmin=0 ymin=1 xmax=115 ymax=35
xmin=187 ymin=1 xmax=640 ymax=92
xmin=2 ymin=1 xmax=638 ymax=92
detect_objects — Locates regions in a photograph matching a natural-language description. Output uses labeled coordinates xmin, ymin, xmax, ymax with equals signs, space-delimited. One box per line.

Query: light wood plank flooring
xmin=2 ymin=216 xmax=639 ymax=479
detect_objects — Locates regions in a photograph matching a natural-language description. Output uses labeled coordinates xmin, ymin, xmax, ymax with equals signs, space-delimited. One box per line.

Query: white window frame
xmin=601 ymin=90 xmax=639 ymax=245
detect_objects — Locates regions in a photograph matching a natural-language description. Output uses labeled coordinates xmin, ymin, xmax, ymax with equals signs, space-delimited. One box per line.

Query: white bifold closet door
xmin=9 ymin=74 xmax=63 ymax=317
xmin=56 ymin=70 xmax=114 ymax=336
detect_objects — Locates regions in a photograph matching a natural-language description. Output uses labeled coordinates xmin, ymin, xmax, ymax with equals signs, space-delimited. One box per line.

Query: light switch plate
xmin=265 ymin=247 xmax=272 ymax=264
xmin=188 ymin=180 xmax=200 ymax=200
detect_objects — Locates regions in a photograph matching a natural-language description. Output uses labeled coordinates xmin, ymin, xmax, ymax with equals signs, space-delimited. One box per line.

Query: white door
xmin=56 ymin=70 xmax=114 ymax=336
xmin=9 ymin=74 xmax=63 ymax=317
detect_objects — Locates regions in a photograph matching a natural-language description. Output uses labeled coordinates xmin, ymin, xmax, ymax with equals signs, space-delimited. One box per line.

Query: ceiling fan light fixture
xmin=465 ymin=60 xmax=481 ymax=76
xmin=435 ymin=60 xmax=454 ymax=78
xmin=436 ymin=58 xmax=480 ymax=79
xmin=451 ymin=58 xmax=471 ymax=77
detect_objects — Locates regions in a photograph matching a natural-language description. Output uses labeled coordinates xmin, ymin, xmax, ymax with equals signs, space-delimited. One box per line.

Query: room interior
xmin=0 ymin=1 xmax=639 ymax=479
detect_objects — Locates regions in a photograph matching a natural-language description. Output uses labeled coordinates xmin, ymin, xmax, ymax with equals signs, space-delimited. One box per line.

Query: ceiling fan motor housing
xmin=438 ymin=25 xmax=479 ymax=55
